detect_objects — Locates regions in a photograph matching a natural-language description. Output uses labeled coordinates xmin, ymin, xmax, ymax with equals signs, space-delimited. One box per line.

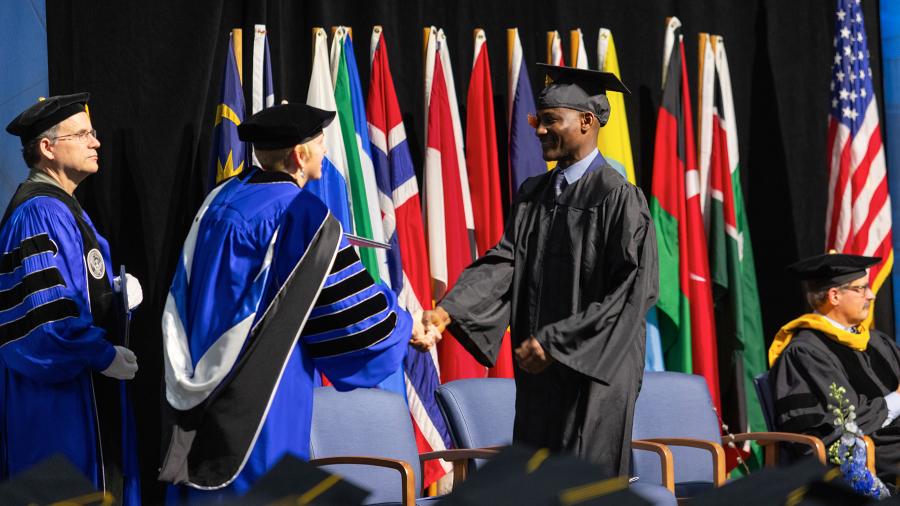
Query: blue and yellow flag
xmin=208 ymin=32 xmax=247 ymax=191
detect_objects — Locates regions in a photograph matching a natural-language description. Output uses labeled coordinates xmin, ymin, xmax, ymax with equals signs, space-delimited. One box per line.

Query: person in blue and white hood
xmin=159 ymin=102 xmax=439 ymax=502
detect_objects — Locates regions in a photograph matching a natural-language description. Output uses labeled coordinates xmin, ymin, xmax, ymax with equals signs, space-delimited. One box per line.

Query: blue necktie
xmin=554 ymin=170 xmax=568 ymax=197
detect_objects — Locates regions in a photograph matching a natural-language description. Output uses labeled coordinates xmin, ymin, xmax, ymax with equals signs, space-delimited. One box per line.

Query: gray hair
xmin=21 ymin=125 xmax=59 ymax=168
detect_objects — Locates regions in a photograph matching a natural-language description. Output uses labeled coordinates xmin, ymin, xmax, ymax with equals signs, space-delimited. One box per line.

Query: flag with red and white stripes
xmin=368 ymin=26 xmax=452 ymax=487
xmin=826 ymin=0 xmax=894 ymax=301
xmin=423 ymin=26 xmax=483 ymax=382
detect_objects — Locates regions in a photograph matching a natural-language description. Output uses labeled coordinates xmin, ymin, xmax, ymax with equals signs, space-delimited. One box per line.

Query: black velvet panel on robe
xmin=441 ymin=155 xmax=658 ymax=477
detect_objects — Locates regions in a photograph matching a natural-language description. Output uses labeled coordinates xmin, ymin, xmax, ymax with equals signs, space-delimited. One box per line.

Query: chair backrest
xmin=310 ymin=387 xmax=421 ymax=503
xmin=632 ymin=371 xmax=721 ymax=486
xmin=435 ymin=378 xmax=516 ymax=450
xmin=753 ymin=371 xmax=777 ymax=431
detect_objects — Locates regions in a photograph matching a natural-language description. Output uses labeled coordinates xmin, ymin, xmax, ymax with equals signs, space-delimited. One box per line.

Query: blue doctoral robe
xmin=162 ymin=169 xmax=410 ymax=501
xmin=0 ymin=182 xmax=140 ymax=504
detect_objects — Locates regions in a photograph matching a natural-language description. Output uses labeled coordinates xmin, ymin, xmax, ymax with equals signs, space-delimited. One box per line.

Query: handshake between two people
xmin=415 ymin=307 xmax=555 ymax=374
xmin=409 ymin=308 xmax=445 ymax=353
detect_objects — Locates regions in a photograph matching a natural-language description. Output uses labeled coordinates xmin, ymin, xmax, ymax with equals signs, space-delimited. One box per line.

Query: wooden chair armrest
xmin=643 ymin=438 xmax=726 ymax=487
xmin=420 ymin=448 xmax=500 ymax=486
xmin=862 ymin=435 xmax=876 ymax=475
xmin=310 ymin=456 xmax=415 ymax=506
xmin=631 ymin=439 xmax=674 ymax=493
xmin=727 ymin=432 xmax=826 ymax=466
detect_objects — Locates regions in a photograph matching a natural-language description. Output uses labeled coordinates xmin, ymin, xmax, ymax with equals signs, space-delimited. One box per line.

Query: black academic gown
xmin=771 ymin=328 xmax=900 ymax=473
xmin=440 ymin=155 xmax=659 ymax=477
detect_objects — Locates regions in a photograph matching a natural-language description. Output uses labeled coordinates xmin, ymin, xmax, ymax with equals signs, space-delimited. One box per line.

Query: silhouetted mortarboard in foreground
xmin=238 ymin=103 xmax=335 ymax=150
xmin=0 ymin=453 xmax=106 ymax=505
xmin=440 ymin=445 xmax=652 ymax=506
xmin=225 ymin=454 xmax=368 ymax=506
xmin=787 ymin=252 xmax=880 ymax=289
xmin=691 ymin=458 xmax=872 ymax=506
xmin=5 ymin=93 xmax=90 ymax=145
xmin=535 ymin=64 xmax=630 ymax=126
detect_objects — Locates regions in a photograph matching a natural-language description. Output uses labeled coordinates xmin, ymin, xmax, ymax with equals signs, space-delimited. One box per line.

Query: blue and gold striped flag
xmin=207 ymin=32 xmax=248 ymax=191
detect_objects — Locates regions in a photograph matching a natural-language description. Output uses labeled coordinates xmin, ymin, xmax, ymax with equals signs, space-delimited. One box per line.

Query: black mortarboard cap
xmin=440 ymin=445 xmax=651 ymax=506
xmin=226 ymin=454 xmax=368 ymax=506
xmin=6 ymin=93 xmax=90 ymax=145
xmin=691 ymin=458 xmax=870 ymax=506
xmin=787 ymin=252 xmax=880 ymax=289
xmin=0 ymin=454 xmax=103 ymax=505
xmin=536 ymin=64 xmax=630 ymax=126
xmin=238 ymin=103 xmax=335 ymax=150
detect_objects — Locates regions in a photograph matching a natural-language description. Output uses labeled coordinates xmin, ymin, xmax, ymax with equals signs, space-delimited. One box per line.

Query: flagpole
xmin=231 ymin=28 xmax=242 ymax=85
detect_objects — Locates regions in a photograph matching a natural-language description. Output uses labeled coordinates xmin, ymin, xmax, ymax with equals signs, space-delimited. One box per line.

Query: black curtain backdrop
xmin=44 ymin=0 xmax=887 ymax=503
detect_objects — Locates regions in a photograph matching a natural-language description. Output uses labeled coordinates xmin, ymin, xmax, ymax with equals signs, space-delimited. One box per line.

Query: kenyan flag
xmin=700 ymin=34 xmax=767 ymax=470
xmin=650 ymin=17 xmax=721 ymax=411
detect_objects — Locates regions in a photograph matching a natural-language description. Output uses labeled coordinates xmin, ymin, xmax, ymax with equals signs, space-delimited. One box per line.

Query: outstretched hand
xmin=421 ymin=306 xmax=451 ymax=334
xmin=514 ymin=336 xmax=554 ymax=374
xmin=410 ymin=310 xmax=443 ymax=352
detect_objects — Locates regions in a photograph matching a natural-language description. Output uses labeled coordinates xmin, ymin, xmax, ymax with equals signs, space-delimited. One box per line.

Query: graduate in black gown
xmin=424 ymin=65 xmax=659 ymax=477
xmin=769 ymin=252 xmax=900 ymax=475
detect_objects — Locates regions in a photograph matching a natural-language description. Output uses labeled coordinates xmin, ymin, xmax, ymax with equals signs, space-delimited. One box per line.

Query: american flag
xmin=826 ymin=0 xmax=893 ymax=296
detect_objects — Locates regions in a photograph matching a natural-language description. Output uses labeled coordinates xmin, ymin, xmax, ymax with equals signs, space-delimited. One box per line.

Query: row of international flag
xmin=648 ymin=0 xmax=893 ymax=471
xmin=207 ymin=0 xmax=892 ymax=484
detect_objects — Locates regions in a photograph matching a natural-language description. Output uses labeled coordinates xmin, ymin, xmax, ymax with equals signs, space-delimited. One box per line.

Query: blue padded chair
xmin=435 ymin=377 xmax=514 ymax=471
xmin=753 ymin=371 xmax=777 ymax=432
xmin=634 ymin=371 xmax=826 ymax=501
xmin=309 ymin=387 xmax=493 ymax=506
xmin=436 ymin=378 xmax=677 ymax=506
xmin=754 ymin=371 xmax=875 ymax=474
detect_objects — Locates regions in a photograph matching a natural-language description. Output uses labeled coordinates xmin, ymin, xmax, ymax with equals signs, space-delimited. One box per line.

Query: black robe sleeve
xmin=772 ymin=332 xmax=891 ymax=443
xmin=438 ymin=190 xmax=522 ymax=367
xmin=532 ymin=184 xmax=658 ymax=384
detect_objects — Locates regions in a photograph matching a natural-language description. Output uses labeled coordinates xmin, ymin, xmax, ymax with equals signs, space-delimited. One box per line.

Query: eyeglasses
xmin=50 ymin=129 xmax=98 ymax=143
xmin=839 ymin=283 xmax=870 ymax=294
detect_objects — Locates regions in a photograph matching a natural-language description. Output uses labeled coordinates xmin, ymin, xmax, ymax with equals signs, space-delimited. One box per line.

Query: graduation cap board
xmin=6 ymin=93 xmax=90 ymax=145
xmin=535 ymin=64 xmax=629 ymax=127
xmin=238 ymin=103 xmax=336 ymax=150
xmin=225 ymin=454 xmax=368 ymax=506
xmin=787 ymin=252 xmax=880 ymax=289
xmin=0 ymin=454 xmax=110 ymax=505
xmin=690 ymin=458 xmax=871 ymax=506
xmin=440 ymin=445 xmax=651 ymax=506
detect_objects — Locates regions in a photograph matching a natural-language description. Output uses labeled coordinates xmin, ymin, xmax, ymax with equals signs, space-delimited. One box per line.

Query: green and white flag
xmin=331 ymin=27 xmax=389 ymax=284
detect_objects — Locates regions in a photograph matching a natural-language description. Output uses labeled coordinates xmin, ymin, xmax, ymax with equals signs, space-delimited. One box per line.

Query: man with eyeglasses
xmin=0 ymin=93 xmax=141 ymax=504
xmin=769 ymin=252 xmax=900 ymax=476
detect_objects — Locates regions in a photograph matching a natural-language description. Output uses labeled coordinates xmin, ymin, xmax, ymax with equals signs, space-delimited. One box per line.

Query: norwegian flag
xmin=826 ymin=0 xmax=894 ymax=301
xmin=367 ymin=26 xmax=452 ymax=487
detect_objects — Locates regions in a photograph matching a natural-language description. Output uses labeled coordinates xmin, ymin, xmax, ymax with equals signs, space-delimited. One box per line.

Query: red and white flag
xmin=368 ymin=26 xmax=452 ymax=487
xmin=466 ymin=29 xmax=514 ymax=379
xmin=423 ymin=26 xmax=483 ymax=382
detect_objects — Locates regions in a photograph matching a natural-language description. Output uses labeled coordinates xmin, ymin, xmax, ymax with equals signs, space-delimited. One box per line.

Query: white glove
xmin=113 ymin=273 xmax=143 ymax=311
xmin=101 ymin=345 xmax=138 ymax=380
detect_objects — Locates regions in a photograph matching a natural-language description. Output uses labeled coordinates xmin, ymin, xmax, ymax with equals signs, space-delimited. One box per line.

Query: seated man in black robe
xmin=769 ymin=252 xmax=900 ymax=474
xmin=423 ymin=64 xmax=659 ymax=478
